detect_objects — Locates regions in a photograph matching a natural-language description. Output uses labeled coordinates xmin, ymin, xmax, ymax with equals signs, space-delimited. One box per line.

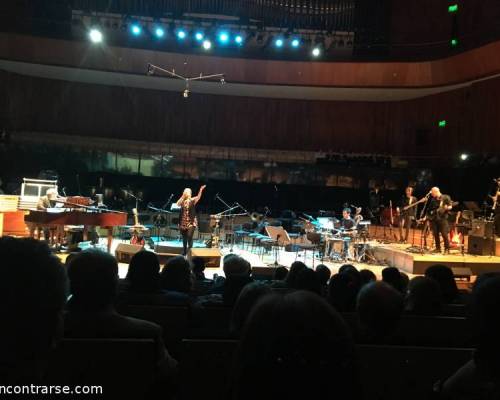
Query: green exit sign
xmin=438 ymin=120 xmax=447 ymax=128
xmin=448 ymin=4 xmax=458 ymax=13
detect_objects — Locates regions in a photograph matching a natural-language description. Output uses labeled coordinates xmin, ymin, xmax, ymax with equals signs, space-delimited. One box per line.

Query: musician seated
xmin=340 ymin=208 xmax=355 ymax=231
xmin=37 ymin=188 xmax=64 ymax=210
xmin=35 ymin=188 xmax=65 ymax=246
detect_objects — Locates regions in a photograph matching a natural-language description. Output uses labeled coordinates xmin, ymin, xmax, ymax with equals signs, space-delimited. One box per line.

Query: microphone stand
xmin=417 ymin=194 xmax=431 ymax=254
xmin=123 ymin=190 xmax=142 ymax=211
xmin=148 ymin=204 xmax=172 ymax=242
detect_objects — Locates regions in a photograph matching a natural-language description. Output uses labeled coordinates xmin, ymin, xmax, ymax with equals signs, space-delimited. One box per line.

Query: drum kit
xmin=302 ymin=208 xmax=372 ymax=263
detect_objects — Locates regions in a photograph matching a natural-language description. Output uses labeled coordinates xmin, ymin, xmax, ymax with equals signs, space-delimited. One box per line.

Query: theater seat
xmin=358 ymin=344 xmax=473 ymax=400
xmin=179 ymin=339 xmax=238 ymax=400
xmin=46 ymin=338 xmax=157 ymax=398
xmin=116 ymin=305 xmax=190 ymax=358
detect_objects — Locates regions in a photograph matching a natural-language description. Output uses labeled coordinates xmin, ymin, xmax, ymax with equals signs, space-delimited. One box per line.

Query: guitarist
xmin=427 ymin=187 xmax=453 ymax=254
xmin=397 ymin=186 xmax=417 ymax=243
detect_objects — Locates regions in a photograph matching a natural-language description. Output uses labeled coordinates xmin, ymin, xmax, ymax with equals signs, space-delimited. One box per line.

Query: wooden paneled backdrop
xmin=2 ymin=69 xmax=500 ymax=156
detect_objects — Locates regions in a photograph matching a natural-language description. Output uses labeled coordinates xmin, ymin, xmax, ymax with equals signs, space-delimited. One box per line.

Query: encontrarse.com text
xmin=0 ymin=385 xmax=103 ymax=395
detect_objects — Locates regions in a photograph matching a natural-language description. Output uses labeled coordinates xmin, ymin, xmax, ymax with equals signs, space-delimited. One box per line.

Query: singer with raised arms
xmin=176 ymin=184 xmax=206 ymax=256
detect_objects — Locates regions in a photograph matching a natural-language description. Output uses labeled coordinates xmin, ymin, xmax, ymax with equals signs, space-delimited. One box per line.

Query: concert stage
xmin=369 ymin=242 xmax=500 ymax=275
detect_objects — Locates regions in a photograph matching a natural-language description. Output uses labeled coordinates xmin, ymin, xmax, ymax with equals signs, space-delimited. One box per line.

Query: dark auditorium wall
xmin=390 ymin=0 xmax=500 ymax=59
xmin=2 ymin=70 xmax=500 ymax=157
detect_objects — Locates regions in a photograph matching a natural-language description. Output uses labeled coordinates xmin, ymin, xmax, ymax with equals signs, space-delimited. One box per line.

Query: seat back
xmin=47 ymin=338 xmax=156 ymax=397
xmin=358 ymin=344 xmax=473 ymax=400
xmin=117 ymin=305 xmax=189 ymax=357
xmin=180 ymin=339 xmax=238 ymax=400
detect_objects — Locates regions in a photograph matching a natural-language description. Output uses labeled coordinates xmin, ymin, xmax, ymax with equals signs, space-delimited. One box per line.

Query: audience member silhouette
xmin=357 ymin=281 xmax=404 ymax=342
xmin=230 ymin=282 xmax=272 ymax=336
xmin=328 ymin=271 xmax=362 ymax=312
xmin=295 ymin=267 xmax=322 ymax=295
xmin=160 ymin=256 xmax=192 ymax=295
xmin=425 ymin=264 xmax=460 ymax=304
xmin=405 ymin=276 xmax=442 ymax=316
xmin=0 ymin=237 xmax=67 ymax=383
xmin=230 ymin=291 xmax=361 ymax=400
xmin=441 ymin=275 xmax=500 ymax=398
xmin=285 ymin=261 xmax=307 ymax=289
xmin=382 ymin=267 xmax=406 ymax=293
xmin=65 ymin=250 xmax=177 ymax=375
xmin=359 ymin=269 xmax=377 ymax=286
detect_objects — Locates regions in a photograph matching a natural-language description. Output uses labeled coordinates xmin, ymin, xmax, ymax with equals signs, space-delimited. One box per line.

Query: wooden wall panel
xmin=2 ymin=71 xmax=500 ymax=156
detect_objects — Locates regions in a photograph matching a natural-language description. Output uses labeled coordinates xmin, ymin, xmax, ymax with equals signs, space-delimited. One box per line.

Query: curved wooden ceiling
xmin=1 ymin=32 xmax=500 ymax=100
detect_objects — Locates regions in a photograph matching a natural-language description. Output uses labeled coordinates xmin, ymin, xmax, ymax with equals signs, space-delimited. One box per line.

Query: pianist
xmin=35 ymin=188 xmax=65 ymax=246
xmin=37 ymin=188 xmax=64 ymax=210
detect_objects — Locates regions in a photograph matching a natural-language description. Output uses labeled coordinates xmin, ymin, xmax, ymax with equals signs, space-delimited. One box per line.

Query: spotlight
xmin=154 ymin=27 xmax=165 ymax=38
xmin=202 ymin=39 xmax=212 ymax=50
xmin=460 ymin=153 xmax=469 ymax=161
xmin=195 ymin=32 xmax=204 ymax=41
xmin=291 ymin=38 xmax=300 ymax=48
xmin=235 ymin=35 xmax=243 ymax=45
xmin=311 ymin=47 xmax=321 ymax=57
xmin=131 ymin=24 xmax=142 ymax=36
xmin=274 ymin=38 xmax=284 ymax=48
xmin=177 ymin=29 xmax=186 ymax=40
xmin=88 ymin=28 xmax=103 ymax=43
xmin=218 ymin=32 xmax=229 ymax=43
xmin=183 ymin=89 xmax=190 ymax=98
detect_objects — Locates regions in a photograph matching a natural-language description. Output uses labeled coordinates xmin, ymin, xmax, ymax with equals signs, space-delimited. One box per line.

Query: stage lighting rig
xmin=146 ymin=63 xmax=226 ymax=98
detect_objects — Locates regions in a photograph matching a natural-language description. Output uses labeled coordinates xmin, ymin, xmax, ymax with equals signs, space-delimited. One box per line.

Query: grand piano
xmin=25 ymin=197 xmax=127 ymax=252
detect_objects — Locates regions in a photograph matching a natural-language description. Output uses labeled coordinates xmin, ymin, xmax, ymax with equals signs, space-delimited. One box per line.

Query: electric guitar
xmin=449 ymin=211 xmax=463 ymax=248
xmin=427 ymin=201 xmax=459 ymax=220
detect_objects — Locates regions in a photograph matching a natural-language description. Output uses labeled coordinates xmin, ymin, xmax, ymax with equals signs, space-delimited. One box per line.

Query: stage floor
xmin=56 ymin=235 xmax=500 ymax=285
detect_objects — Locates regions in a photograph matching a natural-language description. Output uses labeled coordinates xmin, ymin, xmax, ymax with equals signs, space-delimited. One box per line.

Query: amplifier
xmin=115 ymin=243 xmax=144 ymax=263
xmin=469 ymin=219 xmax=495 ymax=238
xmin=468 ymin=236 xmax=496 ymax=256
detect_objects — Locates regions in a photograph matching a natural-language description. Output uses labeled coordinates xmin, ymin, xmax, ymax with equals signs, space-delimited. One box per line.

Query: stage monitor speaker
xmin=154 ymin=244 xmax=184 ymax=255
xmin=468 ymin=236 xmax=496 ymax=256
xmin=115 ymin=243 xmax=143 ymax=263
xmin=189 ymin=248 xmax=222 ymax=268
xmin=469 ymin=219 xmax=494 ymax=238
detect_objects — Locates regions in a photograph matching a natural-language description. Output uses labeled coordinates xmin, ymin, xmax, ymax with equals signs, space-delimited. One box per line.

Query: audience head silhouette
xmin=295 ymin=267 xmax=322 ymax=295
xmin=160 ymin=255 xmax=192 ymax=293
xmin=425 ymin=264 xmax=459 ymax=303
xmin=0 ymin=237 xmax=67 ymax=383
xmin=230 ymin=282 xmax=272 ymax=336
xmin=315 ymin=264 xmax=331 ymax=286
xmin=285 ymin=261 xmax=307 ymax=289
xmin=231 ymin=290 xmax=360 ymax=399
xmin=273 ymin=266 xmax=288 ymax=281
xmin=357 ymin=281 xmax=403 ymax=339
xmin=223 ymin=255 xmax=251 ymax=278
xmin=405 ymin=276 xmax=442 ymax=316
xmin=126 ymin=250 xmax=160 ymax=292
xmin=67 ymin=250 xmax=118 ymax=311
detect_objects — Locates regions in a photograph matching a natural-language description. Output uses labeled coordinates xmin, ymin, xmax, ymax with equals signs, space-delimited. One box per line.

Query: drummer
xmin=340 ymin=208 xmax=356 ymax=230
xmin=340 ymin=208 xmax=356 ymax=259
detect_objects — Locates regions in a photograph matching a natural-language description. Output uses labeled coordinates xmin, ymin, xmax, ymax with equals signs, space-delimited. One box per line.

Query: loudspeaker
xmin=189 ymin=248 xmax=222 ymax=268
xmin=115 ymin=243 xmax=143 ymax=263
xmin=468 ymin=236 xmax=496 ymax=256
xmin=154 ymin=244 xmax=183 ymax=255
xmin=469 ymin=219 xmax=494 ymax=238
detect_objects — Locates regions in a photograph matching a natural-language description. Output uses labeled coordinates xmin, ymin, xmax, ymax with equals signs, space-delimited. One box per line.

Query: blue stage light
xmin=177 ymin=30 xmax=186 ymax=40
xmin=291 ymin=38 xmax=300 ymax=48
xmin=235 ymin=35 xmax=243 ymax=45
xmin=195 ymin=32 xmax=204 ymax=41
xmin=275 ymin=38 xmax=284 ymax=48
xmin=154 ymin=27 xmax=165 ymax=38
xmin=218 ymin=32 xmax=229 ymax=43
xmin=131 ymin=24 xmax=142 ymax=36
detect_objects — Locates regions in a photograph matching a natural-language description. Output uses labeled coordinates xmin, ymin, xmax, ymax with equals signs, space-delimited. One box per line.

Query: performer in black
xmin=426 ymin=187 xmax=453 ymax=254
xmin=340 ymin=208 xmax=355 ymax=230
xmin=176 ymin=185 xmax=206 ymax=256
xmin=397 ymin=186 xmax=417 ymax=243
xmin=368 ymin=185 xmax=382 ymax=223
xmin=490 ymin=177 xmax=500 ymax=237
